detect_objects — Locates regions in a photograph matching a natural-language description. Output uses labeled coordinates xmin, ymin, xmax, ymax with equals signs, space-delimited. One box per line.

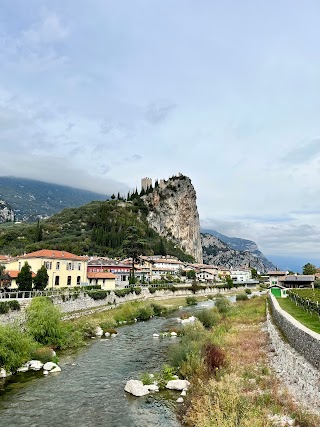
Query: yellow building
xmin=7 ymin=249 xmax=88 ymax=289
xmin=87 ymin=272 xmax=116 ymax=290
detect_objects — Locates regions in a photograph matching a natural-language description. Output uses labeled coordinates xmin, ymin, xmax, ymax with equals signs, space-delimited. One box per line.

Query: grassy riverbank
xmin=169 ymin=296 xmax=320 ymax=427
xmin=277 ymin=297 xmax=320 ymax=334
xmin=0 ymin=297 xmax=172 ymax=373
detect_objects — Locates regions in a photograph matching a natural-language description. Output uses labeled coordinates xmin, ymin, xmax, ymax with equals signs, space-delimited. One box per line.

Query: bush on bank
xmin=0 ymin=324 xmax=38 ymax=372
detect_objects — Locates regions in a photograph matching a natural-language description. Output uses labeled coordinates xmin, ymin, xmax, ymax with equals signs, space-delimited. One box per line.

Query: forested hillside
xmin=0 ymin=176 xmax=108 ymax=221
xmin=0 ymin=199 xmax=194 ymax=262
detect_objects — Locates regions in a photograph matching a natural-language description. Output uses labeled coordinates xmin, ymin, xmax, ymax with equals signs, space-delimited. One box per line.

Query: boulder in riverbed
xmin=166 ymin=379 xmax=190 ymax=391
xmin=43 ymin=362 xmax=59 ymax=371
xmin=124 ymin=380 xmax=150 ymax=397
xmin=29 ymin=360 xmax=43 ymax=371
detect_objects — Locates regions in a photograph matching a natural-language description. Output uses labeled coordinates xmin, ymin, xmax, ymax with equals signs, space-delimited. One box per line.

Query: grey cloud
xmin=145 ymin=102 xmax=177 ymax=125
xmin=283 ymin=139 xmax=320 ymax=164
xmin=0 ymin=152 xmax=128 ymax=195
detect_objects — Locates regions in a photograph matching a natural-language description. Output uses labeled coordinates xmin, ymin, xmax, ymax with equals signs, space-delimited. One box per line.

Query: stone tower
xmin=141 ymin=177 xmax=152 ymax=191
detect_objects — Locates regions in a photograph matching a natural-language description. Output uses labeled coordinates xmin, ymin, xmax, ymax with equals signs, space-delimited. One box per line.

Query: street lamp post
xmin=52 ymin=272 xmax=55 ymax=294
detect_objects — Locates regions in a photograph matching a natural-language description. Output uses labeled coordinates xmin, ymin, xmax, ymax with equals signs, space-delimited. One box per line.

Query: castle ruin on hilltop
xmin=141 ymin=173 xmax=184 ymax=191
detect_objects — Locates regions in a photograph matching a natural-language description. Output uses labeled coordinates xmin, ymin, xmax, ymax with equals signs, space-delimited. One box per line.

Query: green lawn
xmin=277 ymin=297 xmax=320 ymax=334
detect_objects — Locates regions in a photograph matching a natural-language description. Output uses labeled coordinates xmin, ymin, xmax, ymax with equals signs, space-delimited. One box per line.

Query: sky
xmin=1 ymin=0 xmax=320 ymax=265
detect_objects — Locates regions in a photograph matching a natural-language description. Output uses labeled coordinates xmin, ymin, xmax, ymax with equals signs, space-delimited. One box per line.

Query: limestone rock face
xmin=143 ymin=175 xmax=203 ymax=263
xmin=0 ymin=200 xmax=14 ymax=223
xmin=201 ymin=233 xmax=275 ymax=272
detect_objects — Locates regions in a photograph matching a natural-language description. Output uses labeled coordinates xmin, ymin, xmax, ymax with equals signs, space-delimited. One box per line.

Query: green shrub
xmin=114 ymin=288 xmax=132 ymax=298
xmin=8 ymin=300 xmax=21 ymax=311
xmin=155 ymin=365 xmax=177 ymax=389
xmin=86 ymin=290 xmax=110 ymax=300
xmin=196 ymin=308 xmax=221 ymax=328
xmin=0 ymin=301 xmax=9 ymax=314
xmin=215 ymin=295 xmax=231 ymax=315
xmin=245 ymin=289 xmax=252 ymax=295
xmin=30 ymin=346 xmax=58 ymax=363
xmin=186 ymin=296 xmax=197 ymax=306
xmin=140 ymin=372 xmax=154 ymax=385
xmin=150 ymin=303 xmax=167 ymax=316
xmin=136 ymin=305 xmax=154 ymax=321
xmin=236 ymin=293 xmax=249 ymax=301
xmin=0 ymin=324 xmax=37 ymax=372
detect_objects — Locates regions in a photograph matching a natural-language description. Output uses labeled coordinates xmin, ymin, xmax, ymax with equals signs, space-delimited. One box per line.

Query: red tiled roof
xmin=87 ymin=272 xmax=116 ymax=279
xmin=18 ymin=249 xmax=85 ymax=261
xmin=7 ymin=270 xmax=36 ymax=278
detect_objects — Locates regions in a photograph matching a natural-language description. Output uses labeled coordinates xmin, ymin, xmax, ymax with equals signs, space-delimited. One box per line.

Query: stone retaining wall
xmin=267 ymin=307 xmax=320 ymax=411
xmin=268 ymin=293 xmax=320 ymax=370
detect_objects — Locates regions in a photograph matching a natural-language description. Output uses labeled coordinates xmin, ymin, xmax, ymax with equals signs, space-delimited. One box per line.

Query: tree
xmin=16 ymin=262 xmax=33 ymax=291
xmin=302 ymin=263 xmax=317 ymax=275
xmin=225 ymin=276 xmax=233 ymax=289
xmin=34 ymin=220 xmax=43 ymax=242
xmin=251 ymin=268 xmax=258 ymax=279
xmin=33 ymin=265 xmax=49 ymax=291
xmin=111 ymin=194 xmax=116 ymax=200
xmin=122 ymin=226 xmax=145 ymax=284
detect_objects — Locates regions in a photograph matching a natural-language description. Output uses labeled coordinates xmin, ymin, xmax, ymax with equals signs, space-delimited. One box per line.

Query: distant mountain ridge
xmin=0 ymin=177 xmax=109 ymax=222
xmin=201 ymin=229 xmax=276 ymax=272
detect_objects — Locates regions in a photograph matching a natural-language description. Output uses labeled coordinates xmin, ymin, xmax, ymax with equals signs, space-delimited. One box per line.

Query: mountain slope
xmin=0 ymin=176 xmax=109 ymax=222
xmin=201 ymin=229 xmax=276 ymax=272
xmin=0 ymin=199 xmax=194 ymax=262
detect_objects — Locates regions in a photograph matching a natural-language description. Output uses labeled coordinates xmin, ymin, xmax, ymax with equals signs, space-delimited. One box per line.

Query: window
xmin=18 ymin=262 xmax=21 ymax=271
xmin=78 ymin=263 xmax=81 ymax=271
xmin=77 ymin=276 xmax=81 ymax=285
xmin=67 ymin=276 xmax=71 ymax=286
xmin=44 ymin=261 xmax=52 ymax=270
xmin=56 ymin=262 xmax=60 ymax=270
xmin=55 ymin=276 xmax=60 ymax=286
xmin=66 ymin=262 xmax=74 ymax=270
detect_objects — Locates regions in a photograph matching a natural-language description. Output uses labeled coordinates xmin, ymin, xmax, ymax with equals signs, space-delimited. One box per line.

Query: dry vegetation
xmin=177 ymin=297 xmax=320 ymax=427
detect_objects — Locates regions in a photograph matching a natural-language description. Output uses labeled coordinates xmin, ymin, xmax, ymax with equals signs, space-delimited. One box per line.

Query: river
xmin=0 ymin=313 xmax=185 ymax=427
xmin=0 ymin=295 xmax=245 ymax=427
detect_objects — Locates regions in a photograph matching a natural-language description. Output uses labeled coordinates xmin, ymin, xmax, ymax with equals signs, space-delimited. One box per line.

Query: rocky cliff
xmin=0 ymin=200 xmax=15 ymax=223
xmin=142 ymin=175 xmax=203 ymax=263
xmin=201 ymin=232 xmax=275 ymax=272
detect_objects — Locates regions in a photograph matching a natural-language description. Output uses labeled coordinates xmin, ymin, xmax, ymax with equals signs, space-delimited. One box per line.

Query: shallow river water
xmin=0 ymin=315 xmax=183 ymax=427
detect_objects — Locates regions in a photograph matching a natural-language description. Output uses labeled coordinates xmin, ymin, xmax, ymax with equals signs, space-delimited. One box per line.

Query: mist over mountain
xmin=0 ymin=176 xmax=109 ymax=222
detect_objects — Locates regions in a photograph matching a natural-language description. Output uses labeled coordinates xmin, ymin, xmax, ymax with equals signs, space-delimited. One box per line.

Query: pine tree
xmin=16 ymin=262 xmax=33 ymax=291
xmin=33 ymin=265 xmax=49 ymax=291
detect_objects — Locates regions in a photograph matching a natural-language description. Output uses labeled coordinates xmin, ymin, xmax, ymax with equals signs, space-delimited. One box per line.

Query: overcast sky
xmin=1 ymin=1 xmax=320 ymax=261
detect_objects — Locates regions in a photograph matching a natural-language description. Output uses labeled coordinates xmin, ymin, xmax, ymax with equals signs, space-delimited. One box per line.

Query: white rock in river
xmin=95 ymin=326 xmax=104 ymax=337
xmin=176 ymin=397 xmax=184 ymax=403
xmin=166 ymin=379 xmax=190 ymax=391
xmin=0 ymin=368 xmax=7 ymax=378
xmin=111 ymin=333 xmax=117 ymax=338
xmin=181 ymin=390 xmax=187 ymax=396
xmin=170 ymin=331 xmax=177 ymax=336
xmin=50 ymin=366 xmax=62 ymax=373
xmin=124 ymin=380 xmax=150 ymax=397
xmin=29 ymin=360 xmax=43 ymax=370
xmin=43 ymin=362 xmax=59 ymax=371
xmin=153 ymin=333 xmax=159 ymax=338
xmin=146 ymin=384 xmax=159 ymax=392
xmin=104 ymin=332 xmax=111 ymax=337
xmin=43 ymin=370 xmax=49 ymax=375
xmin=17 ymin=365 xmax=29 ymax=373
